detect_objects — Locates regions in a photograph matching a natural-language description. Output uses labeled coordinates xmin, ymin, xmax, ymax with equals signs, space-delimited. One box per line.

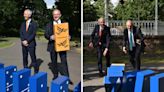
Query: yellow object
xmin=54 ymin=23 xmax=70 ymax=52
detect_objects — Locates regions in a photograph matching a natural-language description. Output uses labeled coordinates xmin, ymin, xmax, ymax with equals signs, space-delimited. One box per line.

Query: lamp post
xmin=155 ymin=0 xmax=158 ymax=35
xmin=104 ymin=0 xmax=109 ymax=26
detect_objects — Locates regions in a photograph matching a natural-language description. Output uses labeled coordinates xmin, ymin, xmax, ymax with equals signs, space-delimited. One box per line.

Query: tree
xmin=83 ymin=0 xmax=115 ymax=21
xmin=114 ymin=0 xmax=155 ymax=20
xmin=84 ymin=0 xmax=98 ymax=21
xmin=0 ymin=0 xmax=19 ymax=36
xmin=159 ymin=0 xmax=164 ymax=21
xmin=0 ymin=0 xmax=50 ymax=36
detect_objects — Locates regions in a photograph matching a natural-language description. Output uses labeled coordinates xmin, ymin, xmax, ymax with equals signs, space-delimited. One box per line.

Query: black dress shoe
xmin=99 ymin=72 xmax=104 ymax=77
xmin=52 ymin=76 xmax=58 ymax=80
xmin=69 ymin=80 xmax=74 ymax=85
xmin=29 ymin=64 xmax=33 ymax=69
xmin=34 ymin=67 xmax=39 ymax=74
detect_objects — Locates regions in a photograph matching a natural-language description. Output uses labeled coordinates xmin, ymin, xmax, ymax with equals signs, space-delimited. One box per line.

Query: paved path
xmin=0 ymin=38 xmax=81 ymax=92
xmin=83 ymin=62 xmax=164 ymax=92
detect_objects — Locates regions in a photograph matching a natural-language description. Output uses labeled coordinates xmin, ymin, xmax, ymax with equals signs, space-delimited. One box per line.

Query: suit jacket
xmin=20 ymin=20 xmax=37 ymax=47
xmin=45 ymin=20 xmax=67 ymax=52
xmin=123 ymin=26 xmax=145 ymax=52
xmin=90 ymin=25 xmax=111 ymax=48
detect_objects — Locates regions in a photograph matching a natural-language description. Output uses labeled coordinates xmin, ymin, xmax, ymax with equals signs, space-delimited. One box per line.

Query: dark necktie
xmin=99 ymin=29 xmax=102 ymax=37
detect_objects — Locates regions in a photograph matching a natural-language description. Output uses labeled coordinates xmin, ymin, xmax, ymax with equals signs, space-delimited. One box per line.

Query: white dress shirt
xmin=26 ymin=18 xmax=31 ymax=27
xmin=53 ymin=19 xmax=61 ymax=25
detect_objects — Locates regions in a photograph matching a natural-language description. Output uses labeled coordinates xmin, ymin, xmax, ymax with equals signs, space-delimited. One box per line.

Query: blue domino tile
xmin=150 ymin=73 xmax=164 ymax=92
xmin=0 ymin=66 xmax=17 ymax=92
xmin=29 ymin=72 xmax=47 ymax=92
xmin=51 ymin=76 xmax=69 ymax=92
xmin=13 ymin=68 xmax=31 ymax=92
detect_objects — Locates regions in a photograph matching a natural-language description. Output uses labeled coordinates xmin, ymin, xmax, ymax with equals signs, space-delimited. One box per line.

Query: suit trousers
xmin=50 ymin=51 xmax=69 ymax=79
xmin=97 ymin=45 xmax=110 ymax=73
xmin=129 ymin=46 xmax=141 ymax=70
xmin=22 ymin=46 xmax=37 ymax=68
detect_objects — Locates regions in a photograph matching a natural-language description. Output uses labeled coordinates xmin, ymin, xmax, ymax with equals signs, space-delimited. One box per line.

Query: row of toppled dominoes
xmin=104 ymin=63 xmax=164 ymax=92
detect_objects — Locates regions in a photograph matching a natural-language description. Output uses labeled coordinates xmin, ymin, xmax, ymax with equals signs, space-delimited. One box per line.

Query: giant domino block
xmin=13 ymin=68 xmax=31 ymax=92
xmin=121 ymin=71 xmax=138 ymax=92
xmin=104 ymin=76 xmax=122 ymax=92
xmin=73 ymin=82 xmax=81 ymax=92
xmin=0 ymin=63 xmax=4 ymax=68
xmin=29 ymin=72 xmax=47 ymax=92
xmin=0 ymin=65 xmax=17 ymax=92
xmin=150 ymin=73 xmax=164 ymax=92
xmin=104 ymin=64 xmax=125 ymax=92
xmin=134 ymin=70 xmax=155 ymax=92
xmin=51 ymin=76 xmax=70 ymax=92
xmin=107 ymin=64 xmax=125 ymax=77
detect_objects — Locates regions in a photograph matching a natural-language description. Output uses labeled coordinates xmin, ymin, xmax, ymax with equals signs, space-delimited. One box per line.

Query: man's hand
xmin=50 ymin=35 xmax=55 ymax=40
xmin=103 ymin=48 xmax=108 ymax=56
xmin=89 ymin=42 xmax=93 ymax=48
xmin=123 ymin=47 xmax=127 ymax=54
xmin=98 ymin=42 xmax=102 ymax=45
xmin=136 ymin=39 xmax=141 ymax=45
xmin=22 ymin=40 xmax=28 ymax=46
xmin=69 ymin=35 xmax=71 ymax=40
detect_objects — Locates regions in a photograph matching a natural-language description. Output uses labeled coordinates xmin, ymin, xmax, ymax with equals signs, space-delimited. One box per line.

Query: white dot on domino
xmin=66 ymin=81 xmax=69 ymax=84
xmin=14 ymin=68 xmax=17 ymax=71
xmin=10 ymin=75 xmax=13 ymax=78
xmin=28 ymin=83 xmax=30 ymax=86
xmin=41 ymin=84 xmax=44 ymax=88
xmin=60 ymin=86 xmax=63 ymax=90
xmin=20 ymin=75 xmax=23 ymax=78
xmin=6 ymin=71 xmax=9 ymax=74
xmin=63 ymin=90 xmax=65 ymax=92
xmin=7 ymin=88 xmax=9 ymax=91
xmin=6 ymin=82 xmax=9 ymax=86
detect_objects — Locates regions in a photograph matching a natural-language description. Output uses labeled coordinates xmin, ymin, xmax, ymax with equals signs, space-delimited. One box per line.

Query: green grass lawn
xmin=0 ymin=37 xmax=17 ymax=48
xmin=84 ymin=38 xmax=164 ymax=64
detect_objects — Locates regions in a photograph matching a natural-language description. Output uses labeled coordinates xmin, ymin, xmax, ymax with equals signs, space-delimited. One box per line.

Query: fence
xmin=83 ymin=20 xmax=164 ymax=36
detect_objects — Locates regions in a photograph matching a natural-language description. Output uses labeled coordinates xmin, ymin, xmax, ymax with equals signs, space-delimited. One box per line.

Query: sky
xmin=44 ymin=0 xmax=119 ymax=9
xmin=110 ymin=0 xmax=119 ymax=7
xmin=44 ymin=0 xmax=55 ymax=9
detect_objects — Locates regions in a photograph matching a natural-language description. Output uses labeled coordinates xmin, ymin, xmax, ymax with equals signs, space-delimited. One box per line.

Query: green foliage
xmin=84 ymin=0 xmax=98 ymax=21
xmin=32 ymin=0 xmax=48 ymax=28
xmin=114 ymin=0 xmax=155 ymax=20
xmin=0 ymin=0 xmax=19 ymax=36
xmin=0 ymin=0 xmax=48 ymax=37
xmin=83 ymin=0 xmax=115 ymax=21
xmin=159 ymin=0 xmax=164 ymax=21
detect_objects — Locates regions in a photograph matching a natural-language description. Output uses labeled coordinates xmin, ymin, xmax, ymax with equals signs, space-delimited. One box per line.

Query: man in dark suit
xmin=44 ymin=9 xmax=73 ymax=84
xmin=20 ymin=9 xmax=38 ymax=73
xmin=89 ymin=18 xmax=111 ymax=77
xmin=123 ymin=20 xmax=145 ymax=70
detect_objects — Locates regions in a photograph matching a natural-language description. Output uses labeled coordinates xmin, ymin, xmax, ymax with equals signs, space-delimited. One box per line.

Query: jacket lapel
xmin=27 ymin=20 xmax=32 ymax=32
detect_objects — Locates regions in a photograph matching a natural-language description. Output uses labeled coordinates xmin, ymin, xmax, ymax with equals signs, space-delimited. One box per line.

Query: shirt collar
xmin=53 ymin=19 xmax=61 ymax=25
xmin=26 ymin=19 xmax=31 ymax=24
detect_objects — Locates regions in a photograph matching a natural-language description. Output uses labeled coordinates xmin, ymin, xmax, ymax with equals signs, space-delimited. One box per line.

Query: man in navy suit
xmin=44 ymin=9 xmax=73 ymax=84
xmin=89 ymin=18 xmax=111 ymax=77
xmin=123 ymin=20 xmax=145 ymax=70
xmin=20 ymin=9 xmax=38 ymax=73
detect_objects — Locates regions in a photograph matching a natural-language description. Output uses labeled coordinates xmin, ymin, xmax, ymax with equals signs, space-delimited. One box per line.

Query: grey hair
xmin=24 ymin=9 xmax=32 ymax=17
xmin=52 ymin=9 xmax=61 ymax=15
